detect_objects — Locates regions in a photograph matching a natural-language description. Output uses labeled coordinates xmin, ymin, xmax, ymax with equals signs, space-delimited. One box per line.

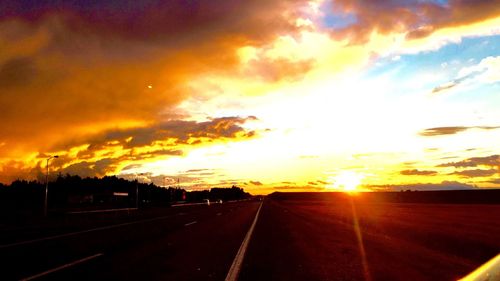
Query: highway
xmin=0 ymin=201 xmax=260 ymax=281
xmin=1 ymin=195 xmax=499 ymax=281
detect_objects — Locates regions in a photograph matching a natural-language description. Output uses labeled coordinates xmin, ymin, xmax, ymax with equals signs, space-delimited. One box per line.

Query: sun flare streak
xmin=350 ymin=198 xmax=372 ymax=281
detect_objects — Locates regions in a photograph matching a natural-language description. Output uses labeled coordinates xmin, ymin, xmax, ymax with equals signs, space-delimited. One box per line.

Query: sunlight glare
xmin=333 ymin=171 xmax=364 ymax=192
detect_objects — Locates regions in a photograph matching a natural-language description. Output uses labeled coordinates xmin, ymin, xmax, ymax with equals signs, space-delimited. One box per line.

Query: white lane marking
xmin=217 ymin=212 xmax=222 ymax=216
xmin=20 ymin=253 xmax=103 ymax=281
xmin=67 ymin=208 xmax=137 ymax=214
xmin=184 ymin=221 xmax=198 ymax=227
xmin=225 ymin=201 xmax=263 ymax=281
xmin=0 ymin=213 xmax=179 ymax=249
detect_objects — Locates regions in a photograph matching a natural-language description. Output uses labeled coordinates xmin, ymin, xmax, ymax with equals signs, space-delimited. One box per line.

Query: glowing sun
xmin=333 ymin=171 xmax=363 ymax=192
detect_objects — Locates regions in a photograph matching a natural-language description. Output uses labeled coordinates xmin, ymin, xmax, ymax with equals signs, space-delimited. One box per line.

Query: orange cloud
xmin=243 ymin=56 xmax=316 ymax=82
xmin=438 ymin=154 xmax=500 ymax=168
xmin=451 ymin=169 xmax=498 ymax=178
xmin=400 ymin=169 xmax=438 ymax=176
xmin=0 ymin=1 xmax=312 ymax=183
xmin=249 ymin=180 xmax=263 ymax=186
xmin=419 ymin=126 xmax=500 ymax=136
xmin=0 ymin=0 xmax=309 ymax=149
xmin=0 ymin=116 xmax=257 ymax=183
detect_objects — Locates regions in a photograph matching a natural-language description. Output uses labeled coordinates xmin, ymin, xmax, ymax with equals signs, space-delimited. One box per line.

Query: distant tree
xmin=0 ymin=175 xmax=251 ymax=217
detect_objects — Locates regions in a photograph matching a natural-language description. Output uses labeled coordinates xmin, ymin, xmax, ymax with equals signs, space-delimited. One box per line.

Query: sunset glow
xmin=331 ymin=171 xmax=364 ymax=192
xmin=0 ymin=1 xmax=499 ymax=194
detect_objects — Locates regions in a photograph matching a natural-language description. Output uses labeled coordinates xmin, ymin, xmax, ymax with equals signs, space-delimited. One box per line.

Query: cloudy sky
xmin=1 ymin=0 xmax=499 ymax=194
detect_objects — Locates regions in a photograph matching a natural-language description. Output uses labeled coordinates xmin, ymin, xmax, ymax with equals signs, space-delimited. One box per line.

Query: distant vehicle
xmin=215 ymin=199 xmax=223 ymax=204
xmin=203 ymin=199 xmax=210 ymax=206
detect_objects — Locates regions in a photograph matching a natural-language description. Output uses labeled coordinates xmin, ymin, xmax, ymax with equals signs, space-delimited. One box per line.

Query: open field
xmin=240 ymin=192 xmax=500 ymax=281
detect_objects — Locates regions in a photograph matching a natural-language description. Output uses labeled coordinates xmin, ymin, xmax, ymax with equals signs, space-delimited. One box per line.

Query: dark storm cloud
xmin=0 ymin=0 xmax=309 ymax=161
xmin=0 ymin=0 xmax=307 ymax=42
xmin=0 ymin=114 xmax=257 ymax=183
xmin=62 ymin=158 xmax=116 ymax=178
xmin=0 ymin=57 xmax=36 ymax=88
xmin=52 ymin=116 xmax=258 ymax=152
xmin=329 ymin=0 xmax=500 ymax=42
xmin=52 ymin=149 xmax=183 ymax=179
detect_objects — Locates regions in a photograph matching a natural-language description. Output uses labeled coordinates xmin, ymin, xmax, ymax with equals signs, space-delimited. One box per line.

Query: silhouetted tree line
xmin=0 ymin=175 xmax=250 ymax=217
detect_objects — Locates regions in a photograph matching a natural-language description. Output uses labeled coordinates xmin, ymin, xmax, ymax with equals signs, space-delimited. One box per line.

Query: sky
xmin=0 ymin=0 xmax=499 ymax=194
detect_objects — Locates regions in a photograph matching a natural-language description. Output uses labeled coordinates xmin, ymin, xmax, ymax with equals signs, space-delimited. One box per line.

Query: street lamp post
xmin=44 ymin=155 xmax=58 ymax=217
xmin=136 ymin=173 xmax=146 ymax=209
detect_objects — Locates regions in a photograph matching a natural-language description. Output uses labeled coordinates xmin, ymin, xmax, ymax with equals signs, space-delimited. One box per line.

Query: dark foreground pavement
xmin=239 ymin=194 xmax=500 ymax=281
xmin=0 ymin=201 xmax=260 ymax=281
xmin=1 ymin=193 xmax=499 ymax=281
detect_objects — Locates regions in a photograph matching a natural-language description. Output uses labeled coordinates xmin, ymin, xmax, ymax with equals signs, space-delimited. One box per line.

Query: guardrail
xmin=171 ymin=202 xmax=209 ymax=207
xmin=66 ymin=208 xmax=138 ymax=214
xmin=459 ymin=254 xmax=500 ymax=281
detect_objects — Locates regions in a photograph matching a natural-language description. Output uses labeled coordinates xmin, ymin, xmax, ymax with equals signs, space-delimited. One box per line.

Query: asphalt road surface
xmin=0 ymin=201 xmax=260 ymax=281
xmin=1 ymin=196 xmax=499 ymax=281
xmin=239 ymin=195 xmax=500 ymax=281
